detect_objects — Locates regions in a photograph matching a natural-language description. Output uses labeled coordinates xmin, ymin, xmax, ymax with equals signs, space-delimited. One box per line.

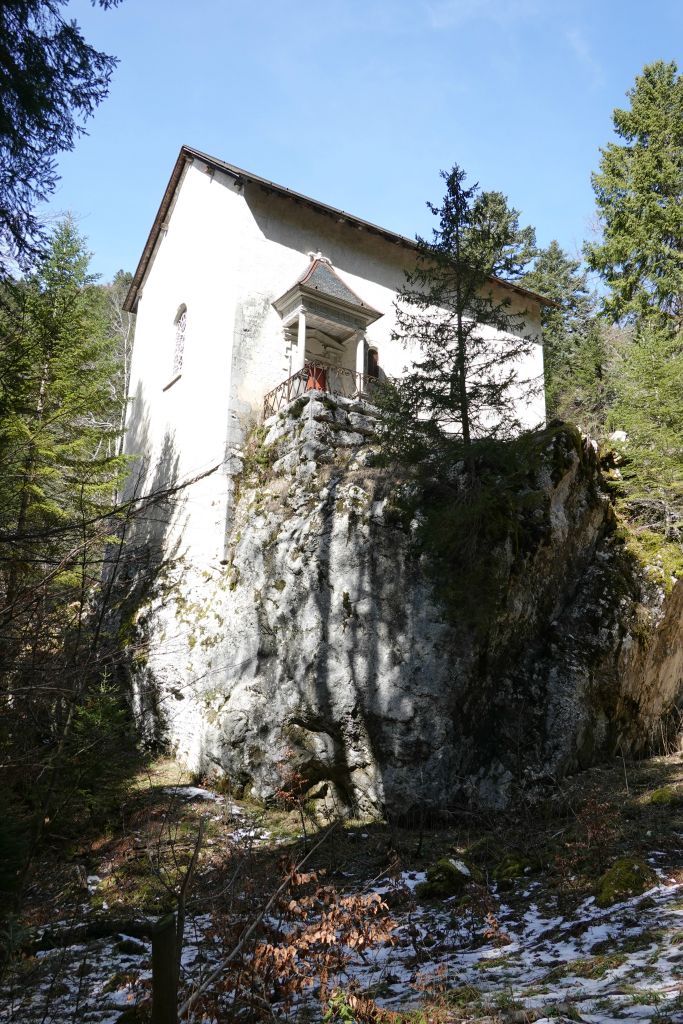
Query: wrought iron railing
xmin=263 ymin=363 xmax=378 ymax=419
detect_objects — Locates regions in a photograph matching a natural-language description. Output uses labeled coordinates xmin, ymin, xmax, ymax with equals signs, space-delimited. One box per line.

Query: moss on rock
xmin=415 ymin=857 xmax=472 ymax=900
xmin=493 ymin=852 xmax=533 ymax=884
xmin=647 ymin=785 xmax=683 ymax=806
xmin=595 ymin=857 xmax=656 ymax=907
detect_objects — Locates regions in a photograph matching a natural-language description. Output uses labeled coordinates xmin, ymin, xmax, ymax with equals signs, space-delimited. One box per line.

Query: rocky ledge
xmin=137 ymin=392 xmax=683 ymax=817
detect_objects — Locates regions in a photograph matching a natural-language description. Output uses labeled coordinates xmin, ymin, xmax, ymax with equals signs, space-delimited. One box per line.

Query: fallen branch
xmin=23 ymin=917 xmax=153 ymax=955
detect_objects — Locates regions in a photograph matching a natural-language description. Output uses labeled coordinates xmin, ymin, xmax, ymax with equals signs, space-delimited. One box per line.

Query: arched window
xmin=172 ymin=304 xmax=187 ymax=377
xmin=367 ymin=348 xmax=380 ymax=379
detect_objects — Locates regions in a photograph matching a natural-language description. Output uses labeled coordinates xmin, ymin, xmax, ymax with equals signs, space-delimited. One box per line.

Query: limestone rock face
xmin=138 ymin=394 xmax=683 ymax=816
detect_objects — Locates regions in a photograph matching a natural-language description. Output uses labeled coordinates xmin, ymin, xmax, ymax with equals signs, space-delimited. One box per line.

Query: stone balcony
xmin=262 ymin=361 xmax=379 ymax=420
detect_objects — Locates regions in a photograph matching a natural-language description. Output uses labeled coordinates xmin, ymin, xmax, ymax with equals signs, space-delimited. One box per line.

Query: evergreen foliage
xmin=557 ymin=319 xmax=616 ymax=437
xmin=0 ymin=220 xmax=133 ymax=902
xmin=104 ymin=269 xmax=135 ymax=457
xmin=0 ymin=1 xmax=122 ymax=269
xmin=522 ymin=240 xmax=596 ymax=417
xmin=0 ymin=218 xmax=125 ymax=588
xmin=608 ymin=327 xmax=683 ymax=542
xmin=377 ymin=164 xmax=539 ymax=470
xmin=586 ymin=60 xmax=683 ymax=333
xmin=581 ymin=61 xmax=683 ymax=557
xmin=374 ymin=165 xmax=580 ymax=635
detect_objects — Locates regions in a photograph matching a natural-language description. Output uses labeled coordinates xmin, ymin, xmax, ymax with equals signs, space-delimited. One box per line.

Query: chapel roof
xmin=124 ymin=145 xmax=558 ymax=313
xmin=299 ymin=257 xmax=365 ymax=306
xmin=272 ymin=254 xmax=382 ymax=331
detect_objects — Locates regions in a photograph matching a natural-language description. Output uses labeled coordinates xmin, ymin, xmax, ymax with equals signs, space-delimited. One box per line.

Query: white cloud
xmin=565 ymin=27 xmax=604 ymax=88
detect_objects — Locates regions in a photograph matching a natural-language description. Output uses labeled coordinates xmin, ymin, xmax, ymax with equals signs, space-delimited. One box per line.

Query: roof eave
xmin=124 ymin=143 xmax=559 ymax=314
xmin=299 ymin=283 xmax=383 ymax=325
xmin=486 ymin=279 xmax=562 ymax=310
xmin=123 ymin=148 xmax=191 ymax=313
xmin=273 ymin=282 xmax=382 ymax=327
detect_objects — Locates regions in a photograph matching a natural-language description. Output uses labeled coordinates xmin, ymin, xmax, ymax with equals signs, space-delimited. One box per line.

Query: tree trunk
xmin=151 ymin=913 xmax=178 ymax=1024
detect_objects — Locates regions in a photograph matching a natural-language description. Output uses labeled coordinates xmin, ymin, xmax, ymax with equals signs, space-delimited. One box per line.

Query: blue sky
xmin=48 ymin=0 xmax=682 ymax=282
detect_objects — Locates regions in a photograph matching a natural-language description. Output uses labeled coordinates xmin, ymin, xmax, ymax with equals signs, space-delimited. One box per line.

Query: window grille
xmin=173 ymin=306 xmax=187 ymax=376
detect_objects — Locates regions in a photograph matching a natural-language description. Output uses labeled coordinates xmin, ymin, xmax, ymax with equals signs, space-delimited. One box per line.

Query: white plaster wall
xmin=221 ymin=182 xmax=544 ymax=429
xmin=125 ymin=160 xmax=253 ymax=568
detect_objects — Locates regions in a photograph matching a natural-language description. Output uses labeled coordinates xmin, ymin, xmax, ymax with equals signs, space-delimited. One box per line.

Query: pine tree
xmin=379 ymin=164 xmax=538 ymax=471
xmin=522 ymin=240 xmax=595 ymax=417
xmin=586 ymin=60 xmax=683 ymax=332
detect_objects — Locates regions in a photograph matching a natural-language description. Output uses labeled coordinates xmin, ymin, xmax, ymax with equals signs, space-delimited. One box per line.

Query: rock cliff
xmin=136 ymin=393 xmax=683 ymax=816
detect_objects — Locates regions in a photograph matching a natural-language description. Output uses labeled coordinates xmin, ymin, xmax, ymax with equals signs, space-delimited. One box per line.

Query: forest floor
xmin=2 ymin=751 xmax=683 ymax=1024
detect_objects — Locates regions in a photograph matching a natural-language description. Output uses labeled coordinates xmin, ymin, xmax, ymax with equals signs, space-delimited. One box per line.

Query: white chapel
xmin=123 ymin=145 xmax=548 ymax=568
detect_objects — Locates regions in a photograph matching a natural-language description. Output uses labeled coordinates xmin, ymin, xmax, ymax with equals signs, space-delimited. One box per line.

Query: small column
xmin=294 ymin=309 xmax=307 ymax=374
xmin=355 ymin=332 xmax=366 ymax=383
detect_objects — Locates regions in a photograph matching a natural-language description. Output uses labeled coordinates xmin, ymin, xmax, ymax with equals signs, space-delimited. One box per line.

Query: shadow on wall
xmin=202 ymin=425 xmax=459 ymax=821
xmin=112 ymin=381 xmax=184 ymax=743
xmin=297 ymin=465 xmax=460 ymax=820
xmin=245 ymin=183 xmax=413 ymax=295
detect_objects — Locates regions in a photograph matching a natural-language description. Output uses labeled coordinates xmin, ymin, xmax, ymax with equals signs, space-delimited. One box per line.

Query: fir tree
xmin=0 ymin=220 xmax=132 ymax=896
xmin=586 ymin=60 xmax=683 ymax=332
xmin=0 ymin=1 xmax=122 ymax=269
xmin=609 ymin=328 xmax=683 ymax=541
xmin=103 ymin=269 xmax=135 ymax=460
xmin=379 ymin=164 xmax=538 ymax=470
xmin=522 ymin=240 xmax=595 ymax=417
xmin=583 ymin=61 xmax=683 ymax=553
xmin=558 ymin=320 xmax=619 ymax=437
xmin=0 ymin=217 xmax=125 ymax=610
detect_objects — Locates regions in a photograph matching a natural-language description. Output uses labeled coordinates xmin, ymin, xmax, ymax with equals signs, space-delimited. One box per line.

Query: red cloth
xmin=305 ymin=365 xmax=327 ymax=391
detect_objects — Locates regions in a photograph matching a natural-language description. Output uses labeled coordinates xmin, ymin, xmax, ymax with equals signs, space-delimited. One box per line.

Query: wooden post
xmin=295 ymin=309 xmax=307 ymax=374
xmin=151 ymin=912 xmax=178 ymax=1024
xmin=355 ymin=332 xmax=366 ymax=391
